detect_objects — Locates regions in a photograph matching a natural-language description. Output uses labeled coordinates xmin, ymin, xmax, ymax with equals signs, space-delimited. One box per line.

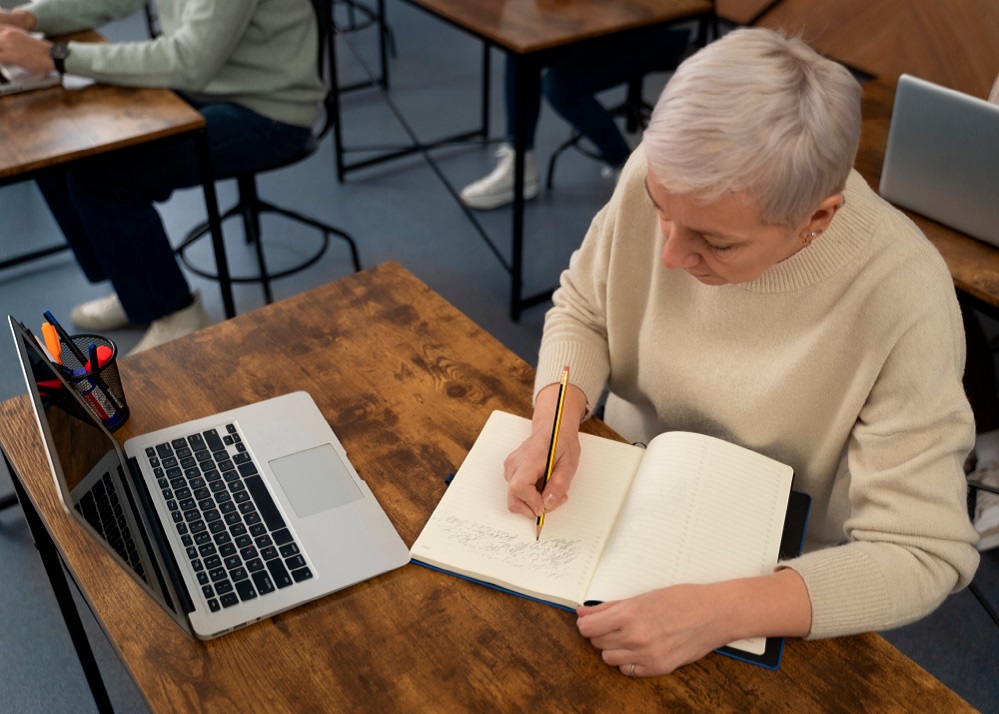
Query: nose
xmin=660 ymin=225 xmax=702 ymax=270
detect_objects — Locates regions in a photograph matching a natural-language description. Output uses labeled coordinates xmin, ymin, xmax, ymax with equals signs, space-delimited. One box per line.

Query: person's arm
xmin=576 ymin=569 xmax=811 ymax=676
xmin=14 ymin=0 xmax=147 ymax=36
xmin=23 ymin=1 xmax=259 ymax=91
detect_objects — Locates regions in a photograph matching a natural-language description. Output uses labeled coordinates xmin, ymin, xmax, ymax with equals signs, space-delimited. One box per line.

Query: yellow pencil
xmin=536 ymin=366 xmax=570 ymax=540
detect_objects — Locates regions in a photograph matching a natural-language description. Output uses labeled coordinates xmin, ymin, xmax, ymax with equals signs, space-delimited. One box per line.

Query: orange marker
xmin=41 ymin=323 xmax=62 ymax=364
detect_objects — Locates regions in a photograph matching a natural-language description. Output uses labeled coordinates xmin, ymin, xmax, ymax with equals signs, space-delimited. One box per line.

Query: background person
xmin=0 ymin=0 xmax=325 ymax=352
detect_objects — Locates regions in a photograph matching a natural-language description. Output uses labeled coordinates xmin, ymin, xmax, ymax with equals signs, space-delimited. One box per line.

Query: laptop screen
xmin=9 ymin=317 xmax=190 ymax=625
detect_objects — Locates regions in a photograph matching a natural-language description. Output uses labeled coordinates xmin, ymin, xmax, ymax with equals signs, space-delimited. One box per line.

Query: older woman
xmin=503 ymin=28 xmax=979 ymax=676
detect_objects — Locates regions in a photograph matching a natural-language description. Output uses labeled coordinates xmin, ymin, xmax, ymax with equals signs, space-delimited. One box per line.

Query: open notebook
xmin=411 ymin=410 xmax=810 ymax=669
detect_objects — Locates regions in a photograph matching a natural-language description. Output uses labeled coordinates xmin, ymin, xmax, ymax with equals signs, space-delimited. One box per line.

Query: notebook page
xmin=585 ymin=431 xmax=792 ymax=654
xmin=411 ymin=411 xmax=643 ymax=607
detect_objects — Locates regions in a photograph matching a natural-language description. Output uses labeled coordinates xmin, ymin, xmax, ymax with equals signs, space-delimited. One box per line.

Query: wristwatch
xmin=49 ymin=41 xmax=70 ymax=75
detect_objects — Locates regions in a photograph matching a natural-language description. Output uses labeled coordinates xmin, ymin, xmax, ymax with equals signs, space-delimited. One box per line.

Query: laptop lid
xmin=879 ymin=73 xmax=999 ymax=246
xmin=9 ymin=316 xmax=197 ymax=635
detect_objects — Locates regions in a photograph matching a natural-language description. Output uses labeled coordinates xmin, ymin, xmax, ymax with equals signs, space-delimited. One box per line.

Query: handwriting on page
xmin=434 ymin=514 xmax=583 ymax=579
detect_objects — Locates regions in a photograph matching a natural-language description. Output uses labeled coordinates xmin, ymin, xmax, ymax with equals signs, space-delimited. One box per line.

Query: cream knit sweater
xmin=536 ymin=145 xmax=980 ymax=639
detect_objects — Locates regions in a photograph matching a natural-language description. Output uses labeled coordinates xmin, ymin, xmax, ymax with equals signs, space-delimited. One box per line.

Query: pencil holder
xmin=54 ymin=334 xmax=130 ymax=432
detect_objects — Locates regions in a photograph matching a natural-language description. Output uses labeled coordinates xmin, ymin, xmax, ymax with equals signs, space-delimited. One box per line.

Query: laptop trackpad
xmin=269 ymin=444 xmax=363 ymax=519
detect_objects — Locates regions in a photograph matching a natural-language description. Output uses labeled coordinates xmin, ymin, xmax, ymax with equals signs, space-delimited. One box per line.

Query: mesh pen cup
xmin=55 ymin=334 xmax=130 ymax=431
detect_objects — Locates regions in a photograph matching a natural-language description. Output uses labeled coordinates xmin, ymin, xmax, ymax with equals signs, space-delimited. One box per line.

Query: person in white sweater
xmin=0 ymin=1 xmax=324 ymax=352
xmin=502 ymin=28 xmax=980 ymax=677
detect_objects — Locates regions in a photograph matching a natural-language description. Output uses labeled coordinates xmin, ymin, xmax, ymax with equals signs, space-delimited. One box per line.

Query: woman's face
xmin=645 ymin=171 xmax=810 ymax=286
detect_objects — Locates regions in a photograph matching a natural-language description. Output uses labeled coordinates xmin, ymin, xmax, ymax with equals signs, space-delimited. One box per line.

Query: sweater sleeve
xmin=28 ymin=0 xmax=259 ymax=92
xmin=781 ymin=225 xmax=979 ymax=639
xmin=19 ymin=0 xmax=146 ymax=35
xmin=534 ymin=151 xmax=647 ymax=414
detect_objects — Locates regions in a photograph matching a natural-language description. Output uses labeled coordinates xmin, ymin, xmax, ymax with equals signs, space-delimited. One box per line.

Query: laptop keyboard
xmin=144 ymin=423 xmax=313 ymax=613
xmin=76 ymin=471 xmax=146 ymax=582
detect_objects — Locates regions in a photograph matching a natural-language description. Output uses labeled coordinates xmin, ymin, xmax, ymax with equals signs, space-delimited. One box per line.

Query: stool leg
xmin=237 ymin=175 xmax=274 ymax=305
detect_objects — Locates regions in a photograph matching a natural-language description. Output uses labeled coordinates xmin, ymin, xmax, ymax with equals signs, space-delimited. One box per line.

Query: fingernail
xmin=544 ymin=492 xmax=558 ymax=507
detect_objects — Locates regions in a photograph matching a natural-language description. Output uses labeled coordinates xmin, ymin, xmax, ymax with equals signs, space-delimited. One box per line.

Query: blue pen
xmin=43 ymin=310 xmax=87 ymax=365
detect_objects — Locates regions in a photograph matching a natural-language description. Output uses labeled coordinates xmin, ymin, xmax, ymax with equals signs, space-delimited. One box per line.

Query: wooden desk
xmin=334 ymin=0 xmax=712 ymax=320
xmin=855 ymin=77 xmax=999 ymax=313
xmin=721 ymin=0 xmax=999 ymax=97
xmin=0 ymin=31 xmax=236 ymax=318
xmin=0 ymin=262 xmax=975 ymax=712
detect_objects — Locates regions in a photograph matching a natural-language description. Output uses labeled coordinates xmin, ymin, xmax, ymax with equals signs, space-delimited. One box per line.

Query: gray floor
xmin=0 ymin=3 xmax=996 ymax=712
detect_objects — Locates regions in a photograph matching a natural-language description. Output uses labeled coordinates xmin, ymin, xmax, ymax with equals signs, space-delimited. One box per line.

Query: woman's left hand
xmin=576 ymin=584 xmax=738 ymax=677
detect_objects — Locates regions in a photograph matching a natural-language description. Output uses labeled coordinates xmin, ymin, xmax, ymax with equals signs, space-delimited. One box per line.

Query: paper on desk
xmin=62 ymin=74 xmax=96 ymax=90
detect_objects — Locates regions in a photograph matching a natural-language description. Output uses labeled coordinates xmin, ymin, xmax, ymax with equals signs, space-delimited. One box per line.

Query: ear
xmin=799 ymin=193 xmax=845 ymax=243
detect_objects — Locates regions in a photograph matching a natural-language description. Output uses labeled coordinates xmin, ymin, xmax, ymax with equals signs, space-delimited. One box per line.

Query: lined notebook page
xmin=585 ymin=431 xmax=792 ymax=654
xmin=411 ymin=411 xmax=643 ymax=608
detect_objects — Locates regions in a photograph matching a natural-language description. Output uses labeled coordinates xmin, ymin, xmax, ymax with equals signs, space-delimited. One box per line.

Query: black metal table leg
xmin=2 ymin=449 xmax=114 ymax=713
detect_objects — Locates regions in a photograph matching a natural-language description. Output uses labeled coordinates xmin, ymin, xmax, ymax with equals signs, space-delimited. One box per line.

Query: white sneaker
xmin=128 ymin=291 xmax=212 ymax=355
xmin=460 ymin=144 xmax=540 ymax=210
xmin=970 ymin=462 xmax=999 ymax=551
xmin=71 ymin=293 xmax=130 ymax=331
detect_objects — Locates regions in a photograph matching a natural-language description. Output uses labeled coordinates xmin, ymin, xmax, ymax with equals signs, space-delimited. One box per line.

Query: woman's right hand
xmin=503 ymin=382 xmax=587 ymax=518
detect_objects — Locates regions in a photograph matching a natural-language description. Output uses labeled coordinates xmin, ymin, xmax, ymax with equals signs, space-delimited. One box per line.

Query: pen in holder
xmin=56 ymin=334 xmax=130 ymax=431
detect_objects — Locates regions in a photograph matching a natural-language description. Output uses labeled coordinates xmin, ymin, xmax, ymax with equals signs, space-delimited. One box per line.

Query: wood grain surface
xmin=718 ymin=0 xmax=999 ymax=97
xmin=402 ymin=0 xmax=711 ymax=53
xmin=0 ymin=263 xmax=975 ymax=712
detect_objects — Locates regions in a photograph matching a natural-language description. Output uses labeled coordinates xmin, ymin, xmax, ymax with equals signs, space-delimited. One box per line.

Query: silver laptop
xmin=879 ymin=73 xmax=999 ymax=246
xmin=9 ymin=316 xmax=410 ymax=640
xmin=0 ymin=63 xmax=60 ymax=96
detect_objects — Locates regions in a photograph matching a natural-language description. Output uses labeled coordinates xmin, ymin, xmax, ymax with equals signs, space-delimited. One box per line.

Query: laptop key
xmin=207 ymin=598 xmax=220 ymax=612
xmin=203 ymin=429 xmax=226 ymax=452
xmin=220 ymin=593 xmax=239 ymax=609
xmin=285 ymin=555 xmax=306 ymax=571
xmin=235 ymin=579 xmax=257 ymax=602
xmin=215 ymin=580 xmax=234 ymax=595
xmin=266 ymin=558 xmax=293 ymax=589
xmin=272 ymin=528 xmax=293 ymax=546
xmin=243 ymin=475 xmax=286 ymax=530
xmin=291 ymin=567 xmax=313 ymax=583
xmin=251 ymin=570 xmax=275 ymax=595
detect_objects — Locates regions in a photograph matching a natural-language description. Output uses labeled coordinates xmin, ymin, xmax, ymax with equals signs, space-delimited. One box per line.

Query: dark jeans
xmin=37 ymin=99 xmax=312 ymax=324
xmin=505 ymin=26 xmax=691 ymax=168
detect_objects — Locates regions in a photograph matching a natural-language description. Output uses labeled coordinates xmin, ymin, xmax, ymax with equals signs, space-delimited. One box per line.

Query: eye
xmin=704 ymin=241 xmax=734 ymax=253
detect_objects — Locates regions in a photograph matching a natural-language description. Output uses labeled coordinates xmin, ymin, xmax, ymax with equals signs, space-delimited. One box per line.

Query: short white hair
xmin=643 ymin=28 xmax=862 ymax=227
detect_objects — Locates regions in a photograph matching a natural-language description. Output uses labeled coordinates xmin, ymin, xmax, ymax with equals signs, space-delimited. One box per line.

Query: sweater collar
xmin=739 ymin=171 xmax=878 ymax=294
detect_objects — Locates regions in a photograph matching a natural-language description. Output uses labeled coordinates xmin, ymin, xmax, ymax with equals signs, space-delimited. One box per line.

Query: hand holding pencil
xmin=502 ymin=366 xmax=587 ymax=534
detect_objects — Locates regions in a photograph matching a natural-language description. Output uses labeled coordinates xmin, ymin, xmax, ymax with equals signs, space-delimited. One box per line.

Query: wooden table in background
xmin=716 ymin=0 xmax=999 ymax=97
xmin=855 ymin=77 xmax=999 ymax=314
xmin=0 ymin=262 xmax=975 ymax=712
xmin=335 ymin=0 xmax=712 ymax=320
xmin=0 ymin=30 xmax=235 ymax=317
